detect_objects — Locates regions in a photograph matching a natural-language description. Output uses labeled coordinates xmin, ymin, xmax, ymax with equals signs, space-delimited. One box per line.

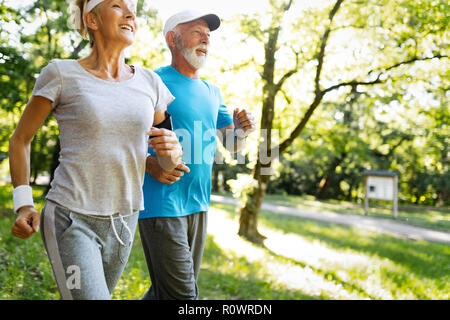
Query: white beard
xmin=176 ymin=36 xmax=208 ymax=70
xmin=181 ymin=46 xmax=207 ymax=69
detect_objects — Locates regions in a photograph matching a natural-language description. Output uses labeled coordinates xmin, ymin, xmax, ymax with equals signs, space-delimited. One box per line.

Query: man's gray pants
xmin=139 ymin=212 xmax=207 ymax=300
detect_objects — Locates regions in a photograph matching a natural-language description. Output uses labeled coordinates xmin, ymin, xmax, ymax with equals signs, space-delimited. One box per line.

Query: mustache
xmin=190 ymin=43 xmax=209 ymax=54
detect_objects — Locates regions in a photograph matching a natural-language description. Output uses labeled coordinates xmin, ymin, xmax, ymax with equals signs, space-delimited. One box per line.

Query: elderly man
xmin=138 ymin=10 xmax=256 ymax=300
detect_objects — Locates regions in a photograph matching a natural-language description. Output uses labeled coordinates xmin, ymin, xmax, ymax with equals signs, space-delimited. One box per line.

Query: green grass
xmin=0 ymin=185 xmax=54 ymax=299
xmin=1 ymin=185 xmax=449 ymax=300
xmin=214 ymin=192 xmax=450 ymax=232
xmin=211 ymin=202 xmax=450 ymax=300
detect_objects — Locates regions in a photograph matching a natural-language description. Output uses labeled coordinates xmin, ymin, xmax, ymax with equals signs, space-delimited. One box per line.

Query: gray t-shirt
xmin=32 ymin=59 xmax=174 ymax=216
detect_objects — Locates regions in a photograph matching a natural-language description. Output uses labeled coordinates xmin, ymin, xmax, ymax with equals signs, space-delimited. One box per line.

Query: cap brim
xmin=198 ymin=14 xmax=221 ymax=31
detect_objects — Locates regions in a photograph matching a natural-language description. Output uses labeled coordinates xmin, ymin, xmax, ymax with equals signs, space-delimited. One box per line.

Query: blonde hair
xmin=70 ymin=0 xmax=102 ymax=47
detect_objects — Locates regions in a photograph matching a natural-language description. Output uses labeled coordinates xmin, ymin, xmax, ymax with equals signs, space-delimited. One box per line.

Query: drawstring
xmin=119 ymin=214 xmax=133 ymax=245
xmin=110 ymin=214 xmax=133 ymax=247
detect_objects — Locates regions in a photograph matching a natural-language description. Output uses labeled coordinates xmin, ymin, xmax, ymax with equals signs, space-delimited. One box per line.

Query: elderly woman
xmin=9 ymin=0 xmax=181 ymax=300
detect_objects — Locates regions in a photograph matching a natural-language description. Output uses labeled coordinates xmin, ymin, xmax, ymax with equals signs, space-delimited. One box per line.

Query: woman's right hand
xmin=148 ymin=128 xmax=183 ymax=170
xmin=9 ymin=95 xmax=52 ymax=240
xmin=12 ymin=206 xmax=40 ymax=239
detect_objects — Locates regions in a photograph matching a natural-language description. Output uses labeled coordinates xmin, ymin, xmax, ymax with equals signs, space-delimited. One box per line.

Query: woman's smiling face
xmin=90 ymin=0 xmax=138 ymax=47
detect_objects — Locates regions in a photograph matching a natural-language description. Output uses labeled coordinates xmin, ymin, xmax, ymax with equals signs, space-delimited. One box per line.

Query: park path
xmin=210 ymin=195 xmax=450 ymax=245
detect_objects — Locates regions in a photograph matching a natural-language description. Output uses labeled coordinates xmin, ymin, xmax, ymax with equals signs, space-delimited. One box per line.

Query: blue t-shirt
xmin=139 ymin=66 xmax=234 ymax=219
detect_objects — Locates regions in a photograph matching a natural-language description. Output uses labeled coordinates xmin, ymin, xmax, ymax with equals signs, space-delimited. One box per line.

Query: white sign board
xmin=364 ymin=171 xmax=398 ymax=219
xmin=366 ymin=176 xmax=394 ymax=201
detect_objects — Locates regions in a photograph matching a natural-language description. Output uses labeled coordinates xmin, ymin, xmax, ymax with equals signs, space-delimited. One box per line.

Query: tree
xmin=236 ymin=0 xmax=448 ymax=243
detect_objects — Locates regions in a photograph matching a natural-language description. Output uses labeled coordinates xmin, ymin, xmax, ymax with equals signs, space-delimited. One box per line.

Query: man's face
xmin=174 ymin=19 xmax=211 ymax=69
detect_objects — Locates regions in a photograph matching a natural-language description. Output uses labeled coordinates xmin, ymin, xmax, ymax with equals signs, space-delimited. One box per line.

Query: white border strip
xmin=42 ymin=201 xmax=73 ymax=300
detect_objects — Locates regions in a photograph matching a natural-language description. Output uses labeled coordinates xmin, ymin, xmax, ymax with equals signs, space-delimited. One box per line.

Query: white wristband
xmin=12 ymin=185 xmax=34 ymax=213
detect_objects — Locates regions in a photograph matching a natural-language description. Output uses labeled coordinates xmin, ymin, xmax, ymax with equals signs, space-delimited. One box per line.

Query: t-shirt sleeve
xmin=32 ymin=60 xmax=62 ymax=108
xmin=216 ymin=89 xmax=234 ymax=129
xmin=153 ymin=73 xmax=175 ymax=112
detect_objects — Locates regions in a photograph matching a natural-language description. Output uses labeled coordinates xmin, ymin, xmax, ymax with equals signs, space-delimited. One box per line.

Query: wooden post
xmin=393 ymin=175 xmax=398 ymax=219
xmin=364 ymin=175 xmax=369 ymax=216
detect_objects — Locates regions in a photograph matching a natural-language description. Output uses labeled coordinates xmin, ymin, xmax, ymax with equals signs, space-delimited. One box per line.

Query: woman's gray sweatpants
xmin=40 ymin=201 xmax=138 ymax=300
xmin=138 ymin=212 xmax=207 ymax=300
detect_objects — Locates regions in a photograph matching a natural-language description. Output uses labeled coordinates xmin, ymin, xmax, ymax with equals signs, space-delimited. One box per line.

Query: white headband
xmin=86 ymin=0 xmax=105 ymax=14
xmin=83 ymin=0 xmax=105 ymax=29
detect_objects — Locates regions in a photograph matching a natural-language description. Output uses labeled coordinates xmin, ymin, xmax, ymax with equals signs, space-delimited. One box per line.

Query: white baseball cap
xmin=163 ymin=10 xmax=221 ymax=37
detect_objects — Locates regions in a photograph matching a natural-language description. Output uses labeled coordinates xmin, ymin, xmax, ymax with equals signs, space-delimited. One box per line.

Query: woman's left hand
xmin=148 ymin=128 xmax=182 ymax=164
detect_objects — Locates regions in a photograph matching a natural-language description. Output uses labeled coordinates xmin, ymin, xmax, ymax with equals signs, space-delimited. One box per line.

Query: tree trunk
xmin=238 ymin=160 xmax=270 ymax=244
xmin=316 ymin=175 xmax=332 ymax=200
xmin=238 ymin=0 xmax=342 ymax=243
xmin=212 ymin=166 xmax=220 ymax=193
xmin=316 ymin=152 xmax=346 ymax=199
xmin=238 ymin=0 xmax=294 ymax=243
